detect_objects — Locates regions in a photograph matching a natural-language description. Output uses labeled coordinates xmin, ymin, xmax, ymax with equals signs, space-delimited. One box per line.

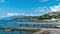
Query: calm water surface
xmin=0 ymin=20 xmax=41 ymax=34
xmin=0 ymin=20 xmax=56 ymax=34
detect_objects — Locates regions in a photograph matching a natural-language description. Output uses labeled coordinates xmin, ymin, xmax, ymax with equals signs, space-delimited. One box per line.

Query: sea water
xmin=0 ymin=20 xmax=20 ymax=34
xmin=0 ymin=20 xmax=36 ymax=34
xmin=0 ymin=20 xmax=56 ymax=34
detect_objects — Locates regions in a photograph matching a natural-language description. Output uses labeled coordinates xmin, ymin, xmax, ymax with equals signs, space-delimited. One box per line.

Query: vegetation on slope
xmin=11 ymin=12 xmax=60 ymax=21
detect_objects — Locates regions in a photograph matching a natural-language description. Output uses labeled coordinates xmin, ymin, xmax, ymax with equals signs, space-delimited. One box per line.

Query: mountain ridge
xmin=0 ymin=15 xmax=25 ymax=20
xmin=0 ymin=12 xmax=60 ymax=21
xmin=11 ymin=12 xmax=60 ymax=21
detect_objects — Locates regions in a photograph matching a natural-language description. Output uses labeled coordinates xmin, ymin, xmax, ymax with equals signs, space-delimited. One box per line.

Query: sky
xmin=0 ymin=0 xmax=60 ymax=18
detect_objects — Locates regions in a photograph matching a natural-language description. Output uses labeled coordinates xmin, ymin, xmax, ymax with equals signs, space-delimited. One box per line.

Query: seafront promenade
xmin=32 ymin=28 xmax=60 ymax=34
xmin=0 ymin=27 xmax=60 ymax=34
xmin=0 ymin=22 xmax=60 ymax=34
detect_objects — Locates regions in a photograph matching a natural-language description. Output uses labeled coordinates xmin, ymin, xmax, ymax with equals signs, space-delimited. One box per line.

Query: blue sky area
xmin=0 ymin=0 xmax=60 ymax=18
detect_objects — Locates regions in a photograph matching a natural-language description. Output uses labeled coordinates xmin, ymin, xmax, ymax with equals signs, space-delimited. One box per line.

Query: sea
xmin=0 ymin=20 xmax=37 ymax=34
xmin=0 ymin=20 xmax=57 ymax=34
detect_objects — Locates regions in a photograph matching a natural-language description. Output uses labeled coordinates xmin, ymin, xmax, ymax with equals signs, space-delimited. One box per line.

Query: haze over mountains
xmin=0 ymin=15 xmax=24 ymax=20
xmin=11 ymin=11 xmax=60 ymax=21
xmin=0 ymin=12 xmax=60 ymax=20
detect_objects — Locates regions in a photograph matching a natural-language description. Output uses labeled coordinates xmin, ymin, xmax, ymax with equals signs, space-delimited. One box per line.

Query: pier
xmin=0 ymin=26 xmax=60 ymax=34
xmin=0 ymin=27 xmax=41 ymax=33
xmin=0 ymin=22 xmax=60 ymax=34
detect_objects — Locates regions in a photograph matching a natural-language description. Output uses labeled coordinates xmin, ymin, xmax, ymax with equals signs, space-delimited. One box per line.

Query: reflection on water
xmin=20 ymin=31 xmax=32 ymax=34
xmin=0 ymin=20 xmax=34 ymax=34
xmin=0 ymin=30 xmax=20 ymax=34
xmin=0 ymin=20 xmax=58 ymax=34
xmin=0 ymin=20 xmax=20 ymax=34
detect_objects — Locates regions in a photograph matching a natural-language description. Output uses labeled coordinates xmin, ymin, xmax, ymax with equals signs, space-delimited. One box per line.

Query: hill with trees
xmin=11 ymin=12 xmax=60 ymax=21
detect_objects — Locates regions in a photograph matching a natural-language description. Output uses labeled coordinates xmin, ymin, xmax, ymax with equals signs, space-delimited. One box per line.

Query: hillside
xmin=0 ymin=16 xmax=24 ymax=20
xmin=39 ymin=12 xmax=60 ymax=20
xmin=11 ymin=12 xmax=60 ymax=21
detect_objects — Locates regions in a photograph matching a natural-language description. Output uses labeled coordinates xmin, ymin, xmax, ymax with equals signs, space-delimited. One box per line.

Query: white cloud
xmin=29 ymin=14 xmax=35 ymax=16
xmin=7 ymin=13 xmax=20 ymax=16
xmin=8 ymin=13 xmax=18 ymax=16
xmin=0 ymin=0 xmax=5 ymax=2
xmin=24 ymin=14 xmax=36 ymax=16
xmin=34 ymin=9 xmax=45 ymax=12
xmin=33 ymin=4 xmax=60 ymax=14
xmin=7 ymin=13 xmax=26 ymax=16
xmin=33 ymin=7 xmax=50 ymax=12
xmin=50 ymin=4 xmax=60 ymax=12
xmin=32 ymin=4 xmax=60 ymax=15
xmin=7 ymin=4 xmax=60 ymax=16
xmin=34 ymin=7 xmax=45 ymax=12
xmin=40 ymin=0 xmax=49 ymax=2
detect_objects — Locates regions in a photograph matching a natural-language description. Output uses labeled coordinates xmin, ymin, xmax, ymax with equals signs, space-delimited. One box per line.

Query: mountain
xmin=41 ymin=12 xmax=60 ymax=19
xmin=11 ymin=12 xmax=60 ymax=21
xmin=32 ymin=12 xmax=60 ymax=20
xmin=0 ymin=15 xmax=24 ymax=20
xmin=11 ymin=16 xmax=36 ymax=21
